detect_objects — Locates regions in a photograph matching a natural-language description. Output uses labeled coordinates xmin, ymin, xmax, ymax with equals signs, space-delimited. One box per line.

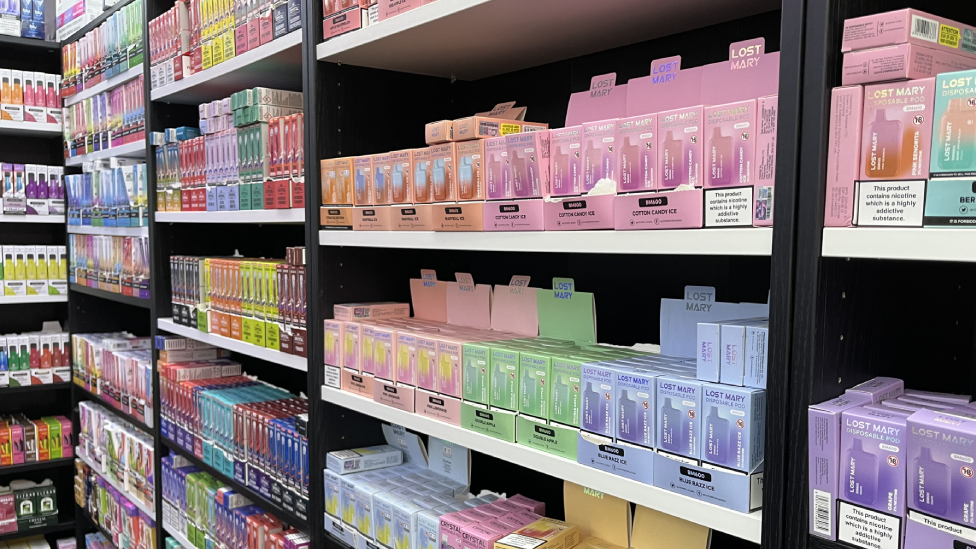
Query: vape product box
xmin=581 ymin=119 xmax=618 ymax=193
xmin=860 ymin=78 xmax=935 ymax=181
xmin=842 ymin=44 xmax=976 ymax=86
xmin=549 ymin=126 xmax=583 ymax=197
xmin=484 ymin=136 xmax=510 ymax=200
xmin=505 ymin=131 xmax=549 ymax=199
xmin=719 ymin=319 xmax=768 ymax=387
xmin=326 ymin=445 xmax=402 ymax=474
xmin=696 ymin=322 xmax=721 ymax=383
xmin=701 ymin=383 xmax=765 ymax=473
xmin=412 ymin=148 xmax=432 ymax=204
xmin=846 ymin=377 xmax=905 ymax=403
xmin=930 ymin=69 xmax=976 ymax=177
xmin=494 ymin=518 xmax=578 ymax=549
xmin=612 ymin=188 xmax=704 ymax=230
xmin=841 ymin=9 xmax=976 ymax=60
xmin=616 ymin=115 xmax=656 ymax=194
xmin=428 ymin=143 xmax=457 ymax=203
xmin=658 ymin=106 xmax=703 ymax=189
xmin=808 ymin=392 xmax=873 ymax=540
xmin=334 ymin=303 xmax=410 ymax=321
xmin=425 ymin=121 xmax=453 ymax=145
xmin=705 ymin=100 xmax=756 ymax=189
xmin=837 ymin=407 xmax=908 ymax=547
xmin=754 ymin=95 xmax=778 ymax=226
xmin=452 ymin=117 xmax=546 ymax=142
xmin=744 ymin=321 xmax=769 ymax=389
xmin=656 ymin=375 xmax=702 ymax=461
xmin=390 ymin=150 xmax=414 ymax=204
xmin=615 ymin=368 xmax=657 ymax=449
xmin=455 ymin=140 xmax=486 ymax=201
xmin=824 ymin=86 xmax=864 ymax=227
xmin=903 ymin=388 xmax=971 ymax=405
xmin=580 ymin=361 xmax=616 ymax=438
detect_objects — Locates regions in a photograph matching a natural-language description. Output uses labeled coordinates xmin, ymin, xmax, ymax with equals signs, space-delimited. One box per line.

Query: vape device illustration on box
xmin=914 ymin=446 xmax=949 ymax=516
xmin=705 ymin=406 xmax=730 ymax=464
xmin=866 ymin=109 xmax=902 ymax=177
xmin=458 ymin=156 xmax=474 ymax=200
xmin=662 ymin=131 xmax=684 ymax=188
xmin=845 ymin=438 xmax=879 ymax=505
xmin=938 ymin=99 xmax=976 ymax=171
xmin=709 ymin=128 xmax=733 ymax=186
xmin=660 ymin=397 xmax=681 ymax=452
xmin=432 ymin=159 xmax=448 ymax=202
xmin=414 ymin=160 xmax=430 ymax=203
xmin=619 ymin=136 xmax=640 ymax=191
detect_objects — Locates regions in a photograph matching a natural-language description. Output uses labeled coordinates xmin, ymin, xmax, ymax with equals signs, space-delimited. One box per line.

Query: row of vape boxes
xmin=66 ymin=163 xmax=150 ymax=227
xmin=71 ymin=332 xmax=148 ymax=402
xmin=159 ymin=373 xmax=311 ymax=498
xmin=64 ymin=75 xmax=146 ymax=159
xmin=148 ymin=0 xmax=302 ymax=90
xmin=0 ymin=70 xmax=63 ymax=124
xmin=2 ymin=164 xmax=65 ymax=216
xmin=76 ymin=481 xmax=154 ymax=549
xmin=1 ymin=246 xmax=68 ymax=298
xmin=76 ymin=339 xmax=153 ymax=426
xmin=0 ymin=415 xmax=72 ymax=466
xmin=161 ymin=455 xmax=308 ymax=549
xmin=60 ymin=0 xmax=144 ymax=97
xmin=68 ymin=235 xmax=151 ymax=299
xmin=77 ymin=400 xmax=155 ymax=506
xmin=808 ymin=378 xmax=976 ymax=548
xmin=169 ymin=252 xmax=308 ymax=357
xmin=0 ymin=331 xmax=70 ymax=387
xmin=0 ymin=0 xmax=44 ymax=39
xmin=155 ymin=113 xmax=305 ymax=212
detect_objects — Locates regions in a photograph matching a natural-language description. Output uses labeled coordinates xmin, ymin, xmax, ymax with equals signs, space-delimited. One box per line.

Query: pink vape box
xmin=616 ymin=115 xmax=656 ymax=193
xmin=582 ymin=119 xmax=619 ymax=192
xmin=613 ymin=188 xmax=704 ymax=230
xmin=824 ymin=86 xmax=865 ymax=227
xmin=506 ymin=495 xmax=545 ymax=515
xmin=543 ymin=194 xmax=615 ymax=230
xmin=658 ymin=106 xmax=703 ymax=188
xmin=441 ymin=513 xmax=482 ymax=549
xmin=754 ymin=95 xmax=778 ymax=226
xmin=705 ymin=100 xmax=756 ymax=188
xmin=415 ymin=333 xmax=439 ymax=391
xmin=461 ymin=524 xmax=506 ymax=549
xmin=343 ymin=321 xmax=361 ymax=370
xmin=841 ymin=43 xmax=976 ymax=86
xmin=549 ymin=126 xmax=583 ymax=196
xmin=841 ymin=9 xmax=976 ymax=59
xmin=859 ymin=78 xmax=935 ymax=180
xmin=506 ymin=131 xmax=550 ymax=199
xmin=485 ymin=136 xmax=511 ymax=200
xmin=482 ymin=199 xmax=545 ymax=231
xmin=334 ymin=302 xmax=410 ymax=321
xmin=372 ymin=325 xmax=396 ymax=381
xmin=324 ymin=320 xmax=342 ymax=366
xmin=324 ymin=7 xmax=364 ymax=40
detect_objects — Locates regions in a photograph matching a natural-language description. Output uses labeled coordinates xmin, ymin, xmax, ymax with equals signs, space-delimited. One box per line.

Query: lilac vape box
xmin=704 ymin=99 xmax=756 ymax=188
xmin=846 ymin=377 xmax=905 ymax=404
xmin=616 ymin=114 xmax=656 ymax=193
xmin=580 ymin=361 xmax=617 ymax=438
xmin=837 ymin=407 xmax=907 ymax=546
xmin=615 ymin=368 xmax=658 ymax=448
xmin=808 ymin=392 xmax=872 ymax=540
xmin=658 ymin=106 xmax=703 ymax=189
xmin=907 ymin=409 xmax=976 ymax=530
xmin=701 ymin=383 xmax=765 ymax=473
xmin=581 ymin=119 xmax=618 ymax=193
xmin=904 ymin=389 xmax=971 ymax=406
xmin=863 ymin=403 xmax=912 ymax=417
xmin=656 ymin=375 xmax=702 ymax=460
xmin=549 ymin=126 xmax=582 ymax=197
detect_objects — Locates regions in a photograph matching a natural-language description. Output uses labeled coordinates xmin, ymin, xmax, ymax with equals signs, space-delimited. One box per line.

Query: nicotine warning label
xmin=704 ymin=187 xmax=753 ymax=227
xmin=838 ymin=501 xmax=901 ymax=549
xmin=855 ymin=180 xmax=925 ymax=226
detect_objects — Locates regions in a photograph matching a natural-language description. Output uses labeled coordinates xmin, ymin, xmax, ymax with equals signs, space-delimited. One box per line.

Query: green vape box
xmin=462 ymin=343 xmax=490 ymax=404
xmin=518 ymin=350 xmax=550 ymax=419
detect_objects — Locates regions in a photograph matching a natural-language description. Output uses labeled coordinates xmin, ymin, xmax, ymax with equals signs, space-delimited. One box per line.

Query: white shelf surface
xmin=155 ymin=209 xmax=305 ymax=224
xmin=68 ymin=225 xmax=148 ymax=236
xmin=64 ymin=65 xmax=145 ymax=107
xmin=0 ymin=214 xmax=65 ymax=223
xmin=317 ymin=0 xmax=777 ymax=80
xmin=158 ymin=318 xmax=307 ymax=371
xmin=65 ymin=141 xmax=146 ymax=166
xmin=823 ymin=227 xmax=976 ymax=262
xmin=0 ymin=294 xmax=67 ymax=304
xmin=77 ymin=447 xmax=156 ymax=519
xmin=152 ymin=32 xmax=303 ymax=104
xmin=0 ymin=119 xmax=62 ymax=136
xmin=321 ymin=386 xmax=762 ymax=543
xmin=319 ymin=228 xmax=773 ymax=255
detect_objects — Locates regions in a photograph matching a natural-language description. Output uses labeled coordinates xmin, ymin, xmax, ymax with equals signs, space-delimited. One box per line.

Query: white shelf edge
xmin=65 ymin=141 xmax=146 ymax=166
xmin=0 ymin=214 xmax=65 ymax=224
xmin=0 ymin=294 xmax=68 ymax=304
xmin=77 ymin=447 xmax=157 ymax=519
xmin=0 ymin=119 xmax=62 ymax=135
xmin=162 ymin=503 xmax=194 ymax=549
xmin=823 ymin=227 xmax=976 ymax=262
xmin=64 ymin=65 xmax=145 ymax=107
xmin=151 ymin=32 xmax=303 ymax=102
xmin=68 ymin=224 xmax=148 ymax=236
xmin=320 ymin=385 xmax=763 ymax=543
xmin=158 ymin=318 xmax=308 ymax=371
xmin=155 ymin=209 xmax=305 ymax=224
xmin=318 ymin=228 xmax=773 ymax=256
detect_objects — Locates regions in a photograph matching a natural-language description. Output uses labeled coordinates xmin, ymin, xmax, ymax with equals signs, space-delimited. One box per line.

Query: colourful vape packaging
xmin=705 ymin=100 xmax=756 ymax=188
xmin=701 ymin=383 xmax=765 ymax=473
xmin=581 ymin=119 xmax=618 ymax=192
xmin=860 ymin=78 xmax=935 ymax=180
xmin=656 ymin=375 xmax=702 ymax=460
xmin=549 ymin=126 xmax=583 ymax=196
xmin=427 ymin=143 xmax=457 ymax=203
xmin=846 ymin=377 xmax=905 ymax=404
xmin=930 ymin=69 xmax=976 ymax=177
xmin=455 ymin=140 xmax=486 ymax=201
xmin=842 ymin=44 xmax=976 ymax=86
xmin=615 ymin=115 xmax=656 ymax=193
xmin=658 ymin=106 xmax=703 ymax=188
xmin=841 ymin=9 xmax=976 ymax=60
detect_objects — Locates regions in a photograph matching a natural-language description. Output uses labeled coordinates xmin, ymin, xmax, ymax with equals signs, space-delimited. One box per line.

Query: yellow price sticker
xmin=940 ymin=24 xmax=961 ymax=48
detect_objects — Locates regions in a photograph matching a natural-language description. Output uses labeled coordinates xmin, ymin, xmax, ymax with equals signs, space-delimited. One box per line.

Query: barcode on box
xmin=911 ymin=15 xmax=940 ymax=42
xmin=813 ymin=489 xmax=831 ymax=535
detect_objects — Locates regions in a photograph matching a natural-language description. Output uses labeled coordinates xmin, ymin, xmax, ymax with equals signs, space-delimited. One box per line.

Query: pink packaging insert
xmin=543 ymin=194 xmax=615 ymax=231
xmin=549 ymin=126 xmax=583 ymax=196
xmin=613 ymin=189 xmax=704 ymax=230
xmin=704 ymin=99 xmax=756 ymax=188
xmin=616 ymin=114 xmax=657 ymax=193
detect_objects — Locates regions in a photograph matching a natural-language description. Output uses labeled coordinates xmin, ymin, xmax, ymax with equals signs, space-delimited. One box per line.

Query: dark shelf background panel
xmin=0 ymin=458 xmax=74 ymax=476
xmin=69 ymin=284 xmax=151 ymax=309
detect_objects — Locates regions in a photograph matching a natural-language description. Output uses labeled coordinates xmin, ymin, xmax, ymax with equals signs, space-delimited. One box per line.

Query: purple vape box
xmin=904 ymin=389 xmax=972 ymax=406
xmin=837 ymin=407 xmax=908 ymax=547
xmin=863 ymin=403 xmax=912 ymax=417
xmin=846 ymin=377 xmax=905 ymax=404
xmin=701 ymin=383 xmax=765 ymax=473
xmin=808 ymin=392 xmax=872 ymax=540
xmin=656 ymin=375 xmax=702 ymax=460
xmin=907 ymin=409 xmax=976 ymax=537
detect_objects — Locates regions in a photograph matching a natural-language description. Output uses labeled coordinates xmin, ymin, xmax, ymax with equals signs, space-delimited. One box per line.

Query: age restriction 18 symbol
xmin=962 ymin=465 xmax=974 ymax=479
xmin=888 ymin=455 xmax=899 ymax=467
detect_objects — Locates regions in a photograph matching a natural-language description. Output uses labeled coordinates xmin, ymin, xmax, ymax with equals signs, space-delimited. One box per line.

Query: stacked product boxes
xmin=75 ymin=459 xmax=157 ymax=549
xmin=824 ymin=9 xmax=976 ymax=228
xmin=155 ymin=88 xmax=304 ymax=212
xmin=60 ymin=0 xmax=144 ymax=95
xmin=77 ymin=400 xmax=155 ymax=508
xmin=0 ymin=328 xmax=70 ymax=386
xmin=0 ymin=69 xmax=62 ymax=124
xmin=68 ymin=234 xmax=150 ymax=298
xmin=63 ymin=75 xmax=145 ymax=160
xmin=65 ymin=161 xmax=149 ymax=227
xmin=0 ymin=479 xmax=61 ymax=533
xmin=71 ymin=332 xmax=154 ymax=423
xmin=0 ymin=0 xmax=44 ymax=39
xmin=169 ymin=247 xmax=307 ymax=356
xmin=1 ymin=245 xmax=68 ymax=297
xmin=0 ymin=414 xmax=72 ymax=466
xmin=2 ymin=163 xmax=65 ymax=216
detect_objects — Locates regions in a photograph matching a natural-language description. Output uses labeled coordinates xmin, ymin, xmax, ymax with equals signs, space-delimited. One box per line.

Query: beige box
xmin=495 ymin=519 xmax=579 ymax=549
